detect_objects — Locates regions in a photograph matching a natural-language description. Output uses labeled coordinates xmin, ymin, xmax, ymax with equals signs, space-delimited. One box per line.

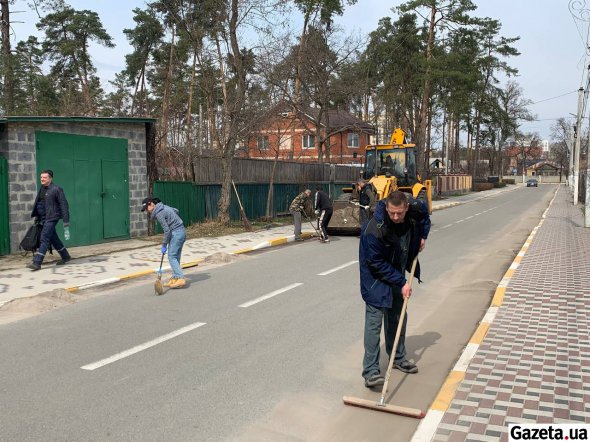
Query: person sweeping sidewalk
xmin=142 ymin=197 xmax=187 ymax=289
xmin=359 ymin=191 xmax=430 ymax=388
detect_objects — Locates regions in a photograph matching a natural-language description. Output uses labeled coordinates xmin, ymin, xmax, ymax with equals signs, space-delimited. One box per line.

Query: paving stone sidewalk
xmin=429 ymin=186 xmax=590 ymax=441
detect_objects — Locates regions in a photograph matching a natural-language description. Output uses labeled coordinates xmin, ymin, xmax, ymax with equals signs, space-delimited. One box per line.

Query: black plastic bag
xmin=20 ymin=223 xmax=41 ymax=253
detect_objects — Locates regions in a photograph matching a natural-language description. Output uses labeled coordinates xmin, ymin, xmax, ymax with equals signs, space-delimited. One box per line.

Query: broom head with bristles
xmin=240 ymin=208 xmax=253 ymax=232
xmin=154 ymin=272 xmax=164 ymax=295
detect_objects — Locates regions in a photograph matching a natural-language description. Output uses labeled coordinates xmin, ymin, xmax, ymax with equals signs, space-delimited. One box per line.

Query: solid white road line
xmin=317 ymin=260 xmax=358 ymax=276
xmin=238 ymin=283 xmax=303 ymax=308
xmin=81 ymin=322 xmax=206 ymax=371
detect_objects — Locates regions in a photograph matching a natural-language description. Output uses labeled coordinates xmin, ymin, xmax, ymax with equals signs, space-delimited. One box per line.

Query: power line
xmin=530 ymin=90 xmax=578 ymax=105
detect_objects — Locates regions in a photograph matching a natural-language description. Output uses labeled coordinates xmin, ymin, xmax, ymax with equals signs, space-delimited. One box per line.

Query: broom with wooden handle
xmin=231 ymin=180 xmax=253 ymax=232
xmin=343 ymin=255 xmax=425 ymax=418
xmin=154 ymin=252 xmax=165 ymax=295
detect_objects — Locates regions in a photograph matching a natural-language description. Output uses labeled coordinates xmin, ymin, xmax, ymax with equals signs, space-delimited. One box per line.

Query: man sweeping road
xmin=359 ymin=191 xmax=430 ymax=388
xmin=142 ymin=197 xmax=187 ymax=289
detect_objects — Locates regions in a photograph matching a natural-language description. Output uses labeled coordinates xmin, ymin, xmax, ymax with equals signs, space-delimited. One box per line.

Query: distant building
xmin=526 ymin=160 xmax=560 ymax=177
xmin=241 ymin=108 xmax=374 ymax=165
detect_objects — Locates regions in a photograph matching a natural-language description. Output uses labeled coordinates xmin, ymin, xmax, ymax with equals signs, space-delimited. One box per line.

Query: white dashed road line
xmin=81 ymin=321 xmax=207 ymax=371
xmin=238 ymin=283 xmax=303 ymax=308
xmin=317 ymin=260 xmax=358 ymax=276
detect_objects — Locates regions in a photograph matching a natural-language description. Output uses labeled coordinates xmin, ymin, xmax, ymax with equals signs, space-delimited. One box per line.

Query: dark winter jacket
xmin=359 ymin=183 xmax=377 ymax=214
xmin=31 ymin=183 xmax=70 ymax=226
xmin=359 ymin=197 xmax=431 ymax=308
xmin=314 ymin=190 xmax=333 ymax=211
xmin=151 ymin=202 xmax=185 ymax=246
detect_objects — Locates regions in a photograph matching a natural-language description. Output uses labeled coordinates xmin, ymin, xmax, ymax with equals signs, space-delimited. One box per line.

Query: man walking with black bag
xmin=27 ymin=170 xmax=71 ymax=271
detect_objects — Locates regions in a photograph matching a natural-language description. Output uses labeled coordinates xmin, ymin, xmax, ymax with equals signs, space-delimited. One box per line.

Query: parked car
xmin=526 ymin=179 xmax=538 ymax=187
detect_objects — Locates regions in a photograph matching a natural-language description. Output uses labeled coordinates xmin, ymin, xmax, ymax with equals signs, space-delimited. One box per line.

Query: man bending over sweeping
xmin=142 ymin=197 xmax=187 ymax=289
xmin=359 ymin=191 xmax=430 ymax=388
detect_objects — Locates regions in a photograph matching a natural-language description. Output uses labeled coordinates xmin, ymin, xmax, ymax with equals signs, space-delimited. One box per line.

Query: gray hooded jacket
xmin=151 ymin=202 xmax=185 ymax=246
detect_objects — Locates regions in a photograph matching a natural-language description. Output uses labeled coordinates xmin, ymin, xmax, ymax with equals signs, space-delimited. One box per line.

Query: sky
xmin=8 ymin=0 xmax=589 ymax=142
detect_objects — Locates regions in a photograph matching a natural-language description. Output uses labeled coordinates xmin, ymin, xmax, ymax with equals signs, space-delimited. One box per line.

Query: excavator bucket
xmin=327 ymin=195 xmax=362 ymax=235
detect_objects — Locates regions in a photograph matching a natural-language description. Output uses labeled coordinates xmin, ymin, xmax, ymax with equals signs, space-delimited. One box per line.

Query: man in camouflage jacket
xmin=289 ymin=189 xmax=311 ymax=241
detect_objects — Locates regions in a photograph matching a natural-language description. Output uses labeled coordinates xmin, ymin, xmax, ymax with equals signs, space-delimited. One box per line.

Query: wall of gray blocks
xmin=3 ymin=122 xmax=149 ymax=253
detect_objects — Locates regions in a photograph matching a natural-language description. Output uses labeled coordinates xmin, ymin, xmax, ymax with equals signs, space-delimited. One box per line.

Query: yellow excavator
xmin=327 ymin=128 xmax=432 ymax=234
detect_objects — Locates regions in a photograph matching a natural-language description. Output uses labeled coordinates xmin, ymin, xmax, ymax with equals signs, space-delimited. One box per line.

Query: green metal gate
xmin=0 ymin=155 xmax=9 ymax=255
xmin=35 ymin=131 xmax=130 ymax=246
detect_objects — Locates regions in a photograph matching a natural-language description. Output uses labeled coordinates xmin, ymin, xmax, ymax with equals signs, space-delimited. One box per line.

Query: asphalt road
xmin=0 ymin=185 xmax=557 ymax=441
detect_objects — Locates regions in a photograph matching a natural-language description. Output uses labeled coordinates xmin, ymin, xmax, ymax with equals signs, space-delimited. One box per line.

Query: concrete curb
xmin=64 ymin=232 xmax=315 ymax=294
xmin=410 ymin=186 xmax=559 ymax=442
xmin=11 ymin=186 xmax=518 ymax=298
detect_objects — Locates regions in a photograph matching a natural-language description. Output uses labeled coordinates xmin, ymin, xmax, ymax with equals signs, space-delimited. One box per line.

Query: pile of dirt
xmin=0 ymin=289 xmax=87 ymax=324
xmin=202 ymin=252 xmax=247 ymax=265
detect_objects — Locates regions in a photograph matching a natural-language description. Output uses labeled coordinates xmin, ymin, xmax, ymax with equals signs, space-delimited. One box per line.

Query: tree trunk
xmin=454 ymin=117 xmax=460 ymax=171
xmin=160 ymin=26 xmax=176 ymax=151
xmin=424 ymin=105 xmax=433 ymax=177
xmin=186 ymin=49 xmax=198 ymax=182
xmin=218 ymin=156 xmax=233 ymax=225
xmin=217 ymin=0 xmax=247 ymax=225
xmin=0 ymin=0 xmax=14 ymax=114
xmin=417 ymin=5 xmax=436 ymax=177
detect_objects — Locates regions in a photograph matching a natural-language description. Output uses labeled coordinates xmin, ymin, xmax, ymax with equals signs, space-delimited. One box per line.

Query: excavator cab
xmin=327 ymin=128 xmax=432 ymax=235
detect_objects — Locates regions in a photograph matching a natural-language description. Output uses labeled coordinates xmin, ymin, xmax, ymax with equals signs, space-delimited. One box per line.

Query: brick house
xmin=241 ymin=108 xmax=374 ymax=165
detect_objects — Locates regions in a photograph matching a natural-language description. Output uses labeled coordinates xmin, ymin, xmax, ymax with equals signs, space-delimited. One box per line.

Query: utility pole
xmin=567 ymin=124 xmax=575 ymax=187
xmin=573 ymin=87 xmax=584 ymax=205
xmin=586 ymin=121 xmax=590 ymax=226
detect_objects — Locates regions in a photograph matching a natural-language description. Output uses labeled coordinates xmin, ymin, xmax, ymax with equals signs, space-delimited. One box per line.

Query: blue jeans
xmin=34 ymin=220 xmax=70 ymax=265
xmin=362 ymin=299 xmax=408 ymax=379
xmin=168 ymin=228 xmax=186 ymax=279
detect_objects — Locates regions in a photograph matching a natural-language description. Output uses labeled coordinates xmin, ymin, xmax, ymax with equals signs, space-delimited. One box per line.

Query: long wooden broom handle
xmin=379 ymin=255 xmax=418 ymax=404
xmin=231 ymin=180 xmax=245 ymax=211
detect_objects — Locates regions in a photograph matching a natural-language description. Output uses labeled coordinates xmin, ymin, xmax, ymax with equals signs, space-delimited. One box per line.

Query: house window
xmin=302 ymin=134 xmax=315 ymax=149
xmin=348 ymin=133 xmax=360 ymax=148
xmin=257 ymin=136 xmax=269 ymax=150
xmin=279 ymin=136 xmax=291 ymax=150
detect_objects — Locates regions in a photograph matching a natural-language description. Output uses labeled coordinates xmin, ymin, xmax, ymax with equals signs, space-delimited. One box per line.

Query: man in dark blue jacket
xmin=359 ymin=190 xmax=430 ymax=387
xmin=27 ymin=170 xmax=71 ymax=271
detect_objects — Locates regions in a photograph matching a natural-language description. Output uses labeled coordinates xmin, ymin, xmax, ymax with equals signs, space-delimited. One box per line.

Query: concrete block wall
xmin=6 ymin=122 xmax=148 ymax=253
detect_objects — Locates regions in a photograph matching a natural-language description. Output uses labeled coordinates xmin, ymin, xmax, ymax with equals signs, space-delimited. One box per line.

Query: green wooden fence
xmin=151 ymin=181 xmax=352 ymax=228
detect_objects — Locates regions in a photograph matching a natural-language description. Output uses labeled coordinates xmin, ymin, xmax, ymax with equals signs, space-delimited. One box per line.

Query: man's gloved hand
xmin=64 ymin=227 xmax=70 ymax=241
xmin=314 ymin=210 xmax=320 ymax=216
xmin=161 ymin=245 xmax=167 ymax=254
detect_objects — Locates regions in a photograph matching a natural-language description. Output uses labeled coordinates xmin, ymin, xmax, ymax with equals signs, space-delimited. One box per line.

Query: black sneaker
xmin=56 ymin=257 xmax=71 ymax=265
xmin=393 ymin=360 xmax=418 ymax=374
xmin=364 ymin=374 xmax=385 ymax=388
xmin=27 ymin=262 xmax=41 ymax=271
